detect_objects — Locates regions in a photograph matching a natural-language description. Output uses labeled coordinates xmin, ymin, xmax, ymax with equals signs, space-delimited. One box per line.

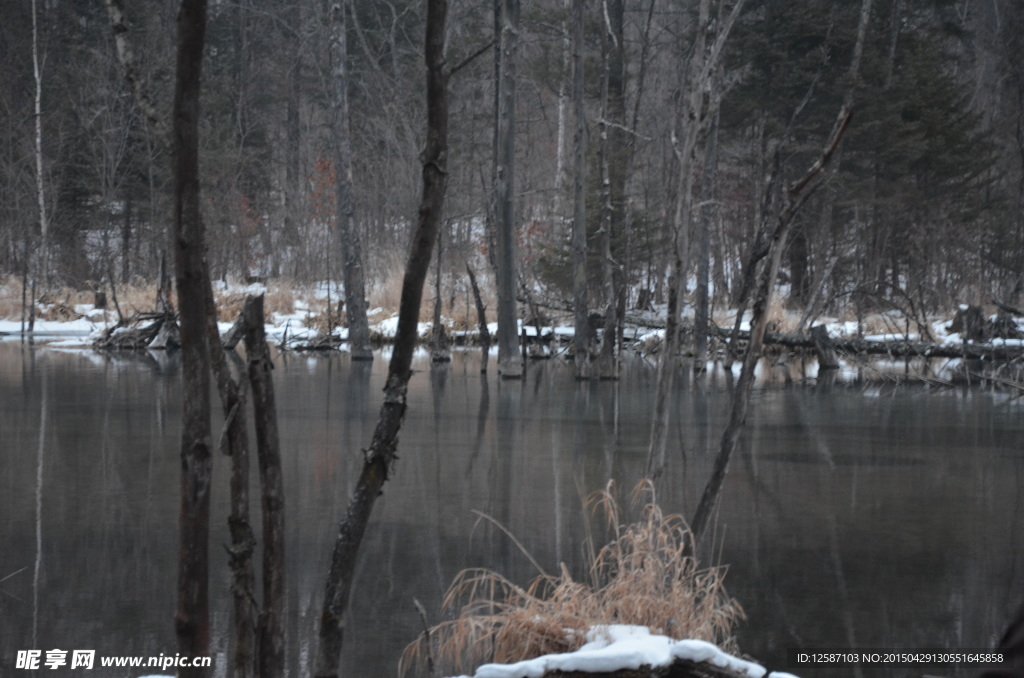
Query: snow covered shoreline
xmin=6 ymin=284 xmax=1024 ymax=373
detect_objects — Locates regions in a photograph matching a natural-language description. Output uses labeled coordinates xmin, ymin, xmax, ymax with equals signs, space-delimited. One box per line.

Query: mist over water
xmin=1 ymin=343 xmax=1021 ymax=677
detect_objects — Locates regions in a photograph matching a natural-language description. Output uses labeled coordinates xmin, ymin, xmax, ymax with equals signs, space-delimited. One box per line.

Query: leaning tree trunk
xmin=691 ymin=107 xmax=853 ymax=542
xmin=172 ymin=0 xmax=213 ymax=674
xmin=205 ymin=278 xmax=257 ymax=678
xmin=331 ymin=0 xmax=373 ymax=361
xmin=314 ymin=0 xmax=449 ymax=673
xmin=691 ymin=0 xmax=869 ymax=542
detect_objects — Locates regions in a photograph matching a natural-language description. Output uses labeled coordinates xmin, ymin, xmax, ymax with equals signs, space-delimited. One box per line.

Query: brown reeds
xmin=400 ymin=481 xmax=745 ymax=677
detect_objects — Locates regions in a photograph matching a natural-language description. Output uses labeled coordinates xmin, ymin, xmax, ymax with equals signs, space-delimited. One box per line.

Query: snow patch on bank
xmin=447 ymin=625 xmax=799 ymax=678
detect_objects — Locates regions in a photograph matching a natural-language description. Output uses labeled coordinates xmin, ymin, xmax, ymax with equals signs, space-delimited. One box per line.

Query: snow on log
xmin=448 ymin=626 xmax=797 ymax=678
xmin=93 ymin=312 xmax=175 ymax=350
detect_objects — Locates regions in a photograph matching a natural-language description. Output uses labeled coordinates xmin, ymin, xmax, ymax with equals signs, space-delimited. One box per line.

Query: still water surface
xmin=1 ymin=342 xmax=1022 ymax=677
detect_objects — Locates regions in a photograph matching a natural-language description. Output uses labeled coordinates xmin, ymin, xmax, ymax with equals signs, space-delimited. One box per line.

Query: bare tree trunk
xmin=121 ymin=195 xmax=132 ymax=284
xmin=466 ymin=263 xmax=491 ymax=371
xmin=691 ymin=108 xmax=851 ymax=542
xmin=108 ymin=5 xmax=262 ymax=674
xmin=220 ymin=363 xmax=257 ymax=678
xmin=646 ymin=0 xmax=710 ymax=480
xmin=571 ymin=0 xmax=589 ymax=380
xmin=431 ymin=228 xmax=451 ymax=362
xmin=647 ymin=0 xmax=745 ymax=479
xmin=242 ymin=295 xmax=286 ymax=678
xmin=796 ymin=250 xmax=839 ymax=334
xmin=195 ymin=266 xmax=258 ymax=678
xmin=283 ymin=1 xmax=302 ymax=264
xmin=693 ymin=69 xmax=721 ymax=372
xmin=691 ymin=0 xmax=870 ymax=542
xmin=172 ymin=0 xmax=213 ymax=674
xmin=314 ymin=0 xmax=449 ymax=672
xmin=596 ymin=0 xmax=626 ymax=381
xmin=554 ymin=0 xmax=571 ymax=196
xmin=105 ymin=0 xmax=171 ymax=148
xmin=495 ymin=0 xmax=523 ymax=378
xmin=31 ymin=0 xmax=48 ymax=291
xmin=331 ymin=0 xmax=373 ymax=361
xmin=722 ymin=233 xmax=769 ymax=369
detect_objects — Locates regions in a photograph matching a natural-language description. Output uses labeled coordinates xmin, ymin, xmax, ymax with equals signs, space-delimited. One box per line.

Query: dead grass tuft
xmin=262 ymin=282 xmax=296 ymax=317
xmin=400 ymin=481 xmax=744 ymax=677
xmin=213 ymin=282 xmax=296 ymax=323
xmin=369 ymin=250 xmax=407 ymax=314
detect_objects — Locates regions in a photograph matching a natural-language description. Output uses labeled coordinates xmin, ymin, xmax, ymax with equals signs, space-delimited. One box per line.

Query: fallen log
xmin=538 ymin=658 xmax=772 ymax=678
xmin=93 ymin=312 xmax=170 ymax=350
xmin=710 ymin=326 xmax=1024 ymax=361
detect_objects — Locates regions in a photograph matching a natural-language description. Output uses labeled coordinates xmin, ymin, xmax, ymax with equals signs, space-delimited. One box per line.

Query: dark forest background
xmin=2 ymin=0 xmax=1022 ymax=321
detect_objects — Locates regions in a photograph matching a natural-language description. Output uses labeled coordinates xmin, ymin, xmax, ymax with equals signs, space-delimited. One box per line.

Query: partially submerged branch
xmin=690 ymin=0 xmax=872 ymax=544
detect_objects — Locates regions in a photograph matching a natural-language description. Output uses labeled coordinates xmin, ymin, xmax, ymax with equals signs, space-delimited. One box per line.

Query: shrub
xmin=401 ymin=481 xmax=745 ymax=676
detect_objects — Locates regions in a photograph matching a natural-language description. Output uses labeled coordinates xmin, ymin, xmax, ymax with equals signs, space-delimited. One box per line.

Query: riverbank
xmin=4 ymin=278 xmax=1024 ymax=368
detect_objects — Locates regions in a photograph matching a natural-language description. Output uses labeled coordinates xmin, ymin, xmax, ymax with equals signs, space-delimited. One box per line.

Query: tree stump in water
xmin=809 ymin=324 xmax=839 ymax=369
xmin=951 ymin=305 xmax=986 ymax=342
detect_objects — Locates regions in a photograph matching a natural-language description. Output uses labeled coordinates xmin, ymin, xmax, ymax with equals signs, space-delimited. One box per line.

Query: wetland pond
xmin=1 ymin=342 xmax=1022 ymax=677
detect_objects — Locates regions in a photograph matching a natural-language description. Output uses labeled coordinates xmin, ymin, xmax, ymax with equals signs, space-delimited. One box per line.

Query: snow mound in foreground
xmin=447 ymin=625 xmax=799 ymax=678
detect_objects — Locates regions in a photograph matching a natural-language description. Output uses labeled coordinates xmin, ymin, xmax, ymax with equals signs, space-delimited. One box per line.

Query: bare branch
xmin=594 ymin=117 xmax=652 ymax=141
xmin=448 ymin=38 xmax=495 ymax=78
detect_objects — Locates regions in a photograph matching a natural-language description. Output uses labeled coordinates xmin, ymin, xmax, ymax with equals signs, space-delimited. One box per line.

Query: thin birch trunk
xmin=571 ymin=0 xmax=589 ymax=379
xmin=31 ymin=0 xmax=48 ymax=291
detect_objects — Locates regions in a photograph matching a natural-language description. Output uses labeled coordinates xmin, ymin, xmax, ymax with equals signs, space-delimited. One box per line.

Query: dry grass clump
xmin=215 ymin=293 xmax=250 ymax=322
xmin=213 ymin=282 xmax=296 ymax=322
xmin=0 ymin=278 xmax=172 ymax=320
xmin=115 ymin=286 xmax=156 ymax=315
xmin=0 ymin=282 xmax=23 ymax=319
xmin=262 ymin=282 xmax=297 ymax=317
xmin=401 ymin=481 xmax=745 ymax=677
xmin=369 ymin=250 xmax=407 ymax=313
